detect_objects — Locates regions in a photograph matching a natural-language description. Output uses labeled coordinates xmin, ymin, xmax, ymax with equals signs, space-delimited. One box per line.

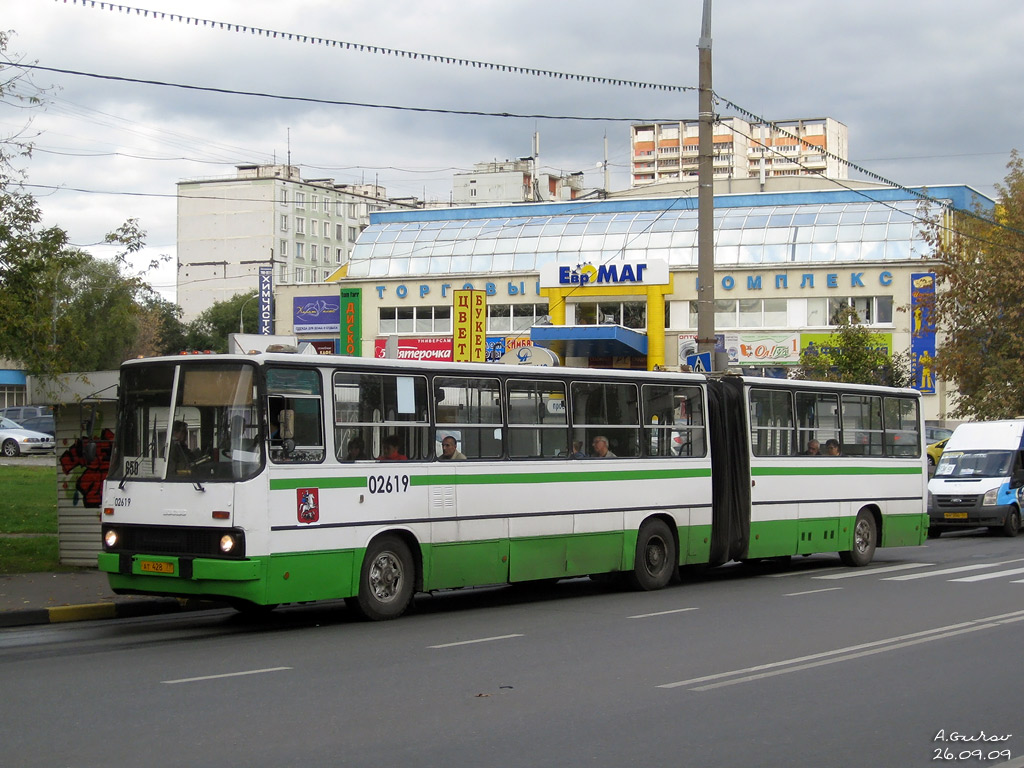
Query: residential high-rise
xmin=630 ymin=117 xmax=848 ymax=188
xmin=176 ymin=164 xmax=386 ymax=320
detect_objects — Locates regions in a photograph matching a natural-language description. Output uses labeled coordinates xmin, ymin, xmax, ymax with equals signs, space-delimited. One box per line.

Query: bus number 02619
xmin=368 ymin=474 xmax=410 ymax=494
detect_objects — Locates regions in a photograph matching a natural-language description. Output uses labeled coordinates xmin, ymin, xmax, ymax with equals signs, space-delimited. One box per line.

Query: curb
xmin=0 ymin=598 xmax=221 ymax=629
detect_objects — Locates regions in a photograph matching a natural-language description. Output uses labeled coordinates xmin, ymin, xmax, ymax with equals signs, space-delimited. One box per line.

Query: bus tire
xmin=839 ymin=509 xmax=877 ymax=567
xmin=1002 ymin=507 xmax=1021 ymax=537
xmin=627 ymin=519 xmax=677 ymax=591
xmin=352 ymin=534 xmax=415 ymax=621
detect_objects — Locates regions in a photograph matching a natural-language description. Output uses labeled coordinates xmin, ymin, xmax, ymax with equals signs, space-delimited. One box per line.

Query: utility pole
xmin=603 ymin=132 xmax=610 ymax=195
xmin=696 ymin=0 xmax=716 ymax=364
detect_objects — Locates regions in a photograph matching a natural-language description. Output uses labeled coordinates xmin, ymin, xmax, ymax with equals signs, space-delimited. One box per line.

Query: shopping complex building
xmin=271 ymin=181 xmax=991 ymax=424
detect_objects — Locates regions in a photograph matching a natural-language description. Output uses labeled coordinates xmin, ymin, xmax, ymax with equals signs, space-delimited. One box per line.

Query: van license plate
xmin=140 ymin=560 xmax=175 ymax=574
xmin=944 ymin=512 xmax=968 ymax=519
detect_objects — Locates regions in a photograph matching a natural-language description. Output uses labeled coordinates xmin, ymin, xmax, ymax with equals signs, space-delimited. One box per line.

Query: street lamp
xmin=239 ymin=294 xmax=258 ymax=334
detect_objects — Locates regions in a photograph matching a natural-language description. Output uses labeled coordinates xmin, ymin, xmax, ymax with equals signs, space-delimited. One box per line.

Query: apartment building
xmin=630 ymin=117 xmax=848 ymax=187
xmin=452 ymin=160 xmax=585 ymax=206
xmin=176 ymin=164 xmax=386 ymax=320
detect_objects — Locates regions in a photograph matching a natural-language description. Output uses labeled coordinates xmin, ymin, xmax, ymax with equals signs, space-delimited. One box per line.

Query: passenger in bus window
xmin=380 ymin=434 xmax=407 ymax=461
xmin=570 ymin=440 xmax=586 ymax=459
xmin=591 ymin=435 xmax=616 ymax=458
xmin=439 ymin=436 xmax=466 ymax=461
xmin=345 ymin=437 xmax=367 ymax=461
xmin=802 ymin=439 xmax=820 ymax=456
xmin=825 ymin=439 xmax=841 ymax=456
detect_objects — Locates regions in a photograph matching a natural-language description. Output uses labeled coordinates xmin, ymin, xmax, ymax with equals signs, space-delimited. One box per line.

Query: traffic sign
xmin=685 ymin=352 xmax=712 ymax=373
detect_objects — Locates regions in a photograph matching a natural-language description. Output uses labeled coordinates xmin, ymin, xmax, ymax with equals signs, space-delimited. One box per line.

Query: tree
xmin=1 ymin=35 xmax=170 ymax=375
xmin=793 ymin=306 xmax=911 ymax=387
xmin=922 ymin=151 xmax=1024 ymax=419
xmin=184 ymin=292 xmax=259 ymax=353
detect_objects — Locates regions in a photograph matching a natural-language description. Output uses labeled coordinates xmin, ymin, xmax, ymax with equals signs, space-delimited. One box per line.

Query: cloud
xmin=3 ymin=0 xmax=1022 ymax=302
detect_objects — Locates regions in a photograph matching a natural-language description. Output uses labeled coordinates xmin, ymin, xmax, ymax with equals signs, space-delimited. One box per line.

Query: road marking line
xmin=883 ymin=558 xmax=1024 ymax=580
xmin=764 ymin=565 xmax=845 ymax=578
xmin=162 ymin=667 xmax=292 ymax=685
xmin=813 ymin=562 xmax=931 ymax=579
xmin=628 ymin=607 xmax=699 ymax=619
xmin=429 ymin=634 xmax=524 ymax=649
xmin=783 ymin=587 xmax=843 ymax=597
xmin=688 ymin=625 xmax=995 ymax=691
xmin=657 ymin=609 xmax=1024 ymax=691
xmin=951 ymin=566 xmax=1024 ymax=582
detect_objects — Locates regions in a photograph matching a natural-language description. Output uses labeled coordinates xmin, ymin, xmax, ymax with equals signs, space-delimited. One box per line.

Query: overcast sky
xmin=2 ymin=0 xmax=1021 ymax=302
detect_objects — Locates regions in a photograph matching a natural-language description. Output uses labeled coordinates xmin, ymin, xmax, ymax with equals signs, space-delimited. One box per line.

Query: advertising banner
xmin=308 ymin=340 xmax=337 ymax=355
xmin=730 ymin=333 xmax=802 ymax=365
xmin=453 ymin=289 xmax=486 ymax=362
xmin=293 ymin=295 xmax=341 ymax=334
xmin=258 ymin=266 xmax=273 ymax=335
xmin=800 ymin=332 xmax=893 ymax=357
xmin=375 ymin=336 xmax=508 ymax=362
xmin=338 ymin=288 xmax=362 ymax=356
xmin=910 ymin=272 xmax=937 ymax=393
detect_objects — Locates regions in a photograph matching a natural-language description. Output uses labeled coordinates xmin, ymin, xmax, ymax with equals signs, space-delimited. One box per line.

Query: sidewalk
xmin=0 ymin=570 xmax=221 ymax=628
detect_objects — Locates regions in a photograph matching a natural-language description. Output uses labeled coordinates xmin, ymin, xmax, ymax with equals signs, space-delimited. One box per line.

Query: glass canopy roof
xmin=346 ymin=200 xmax=932 ymax=279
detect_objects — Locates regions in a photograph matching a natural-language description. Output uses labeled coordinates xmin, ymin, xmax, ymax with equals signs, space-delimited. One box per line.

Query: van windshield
xmin=935 ymin=450 xmax=1013 ymax=479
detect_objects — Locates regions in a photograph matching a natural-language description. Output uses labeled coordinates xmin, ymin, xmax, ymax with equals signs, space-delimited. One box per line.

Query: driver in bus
xmin=170 ymin=421 xmax=195 ymax=471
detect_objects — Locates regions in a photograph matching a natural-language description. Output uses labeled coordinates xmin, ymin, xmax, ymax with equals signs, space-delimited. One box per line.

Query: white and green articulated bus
xmin=99 ymin=352 xmax=927 ymax=620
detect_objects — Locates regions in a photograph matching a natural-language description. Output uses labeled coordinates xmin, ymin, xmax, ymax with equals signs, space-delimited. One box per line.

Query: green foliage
xmin=184 ymin=292 xmax=258 ymax=353
xmin=793 ymin=306 xmax=911 ymax=386
xmin=1 ymin=34 xmax=174 ymax=375
xmin=922 ymin=151 xmax=1024 ymax=419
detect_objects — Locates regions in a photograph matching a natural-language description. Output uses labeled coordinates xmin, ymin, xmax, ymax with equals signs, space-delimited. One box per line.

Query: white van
xmin=927 ymin=421 xmax=1024 ymax=537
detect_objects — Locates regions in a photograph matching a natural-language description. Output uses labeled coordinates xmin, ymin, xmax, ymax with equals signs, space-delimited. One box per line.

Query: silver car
xmin=0 ymin=417 xmax=56 ymax=457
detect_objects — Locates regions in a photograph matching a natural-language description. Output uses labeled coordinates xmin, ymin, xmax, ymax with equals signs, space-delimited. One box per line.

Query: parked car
xmin=0 ymin=406 xmax=52 ymax=422
xmin=0 ymin=417 xmax=56 ymax=457
xmin=18 ymin=415 xmax=55 ymax=437
xmin=925 ymin=426 xmax=954 ymax=443
xmin=927 ymin=438 xmax=948 ymax=467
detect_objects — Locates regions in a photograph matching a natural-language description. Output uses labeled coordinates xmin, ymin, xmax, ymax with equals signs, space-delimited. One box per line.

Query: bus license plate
xmin=140 ymin=560 xmax=175 ymax=574
xmin=944 ymin=512 xmax=968 ymax=519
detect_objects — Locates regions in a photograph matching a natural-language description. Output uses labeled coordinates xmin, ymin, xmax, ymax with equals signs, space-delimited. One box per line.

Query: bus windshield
xmin=108 ymin=361 xmax=262 ymax=483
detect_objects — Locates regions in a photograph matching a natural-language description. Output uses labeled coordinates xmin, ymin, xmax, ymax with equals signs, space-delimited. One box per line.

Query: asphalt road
xmin=3 ymin=530 xmax=1024 ymax=768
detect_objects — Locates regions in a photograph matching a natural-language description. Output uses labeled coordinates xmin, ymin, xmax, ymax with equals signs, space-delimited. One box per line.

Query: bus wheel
xmin=627 ymin=519 xmax=677 ymax=591
xmin=1002 ymin=508 xmax=1021 ymax=537
xmin=352 ymin=535 xmax=414 ymax=621
xmin=839 ymin=509 xmax=877 ymax=567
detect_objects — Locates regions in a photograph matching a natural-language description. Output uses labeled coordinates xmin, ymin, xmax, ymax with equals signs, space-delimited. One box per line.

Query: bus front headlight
xmin=104 ymin=529 xmax=118 ymax=549
xmin=219 ymin=534 xmax=236 ymax=554
xmin=983 ymin=488 xmax=999 ymax=506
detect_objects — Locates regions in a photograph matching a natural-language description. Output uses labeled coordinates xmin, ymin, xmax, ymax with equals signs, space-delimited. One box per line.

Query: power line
xmin=12 ymin=63 xmax=685 ymax=123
